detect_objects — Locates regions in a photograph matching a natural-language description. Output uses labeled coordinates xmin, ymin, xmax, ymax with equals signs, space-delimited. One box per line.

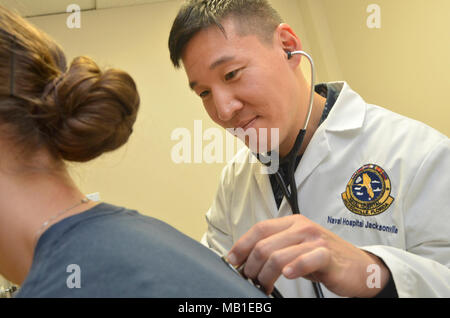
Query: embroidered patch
xmin=341 ymin=164 xmax=394 ymax=216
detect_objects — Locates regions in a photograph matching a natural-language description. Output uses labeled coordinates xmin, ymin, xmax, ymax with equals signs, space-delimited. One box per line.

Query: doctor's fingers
xmin=282 ymin=247 xmax=331 ymax=282
xmin=242 ymin=223 xmax=317 ymax=279
xmin=252 ymin=241 xmax=324 ymax=295
xmin=227 ymin=215 xmax=301 ymax=266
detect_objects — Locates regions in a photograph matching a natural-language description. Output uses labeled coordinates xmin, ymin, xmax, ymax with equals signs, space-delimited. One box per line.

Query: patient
xmin=0 ymin=5 xmax=265 ymax=298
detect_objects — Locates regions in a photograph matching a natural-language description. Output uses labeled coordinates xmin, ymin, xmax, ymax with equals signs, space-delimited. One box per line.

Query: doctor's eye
xmin=224 ymin=69 xmax=241 ymax=81
xmin=199 ymin=90 xmax=210 ymax=98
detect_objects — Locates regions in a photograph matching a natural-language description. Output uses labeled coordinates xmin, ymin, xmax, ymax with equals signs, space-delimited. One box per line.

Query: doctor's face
xmin=181 ymin=18 xmax=304 ymax=155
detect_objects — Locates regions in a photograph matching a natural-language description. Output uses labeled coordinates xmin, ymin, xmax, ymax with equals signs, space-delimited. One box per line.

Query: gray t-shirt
xmin=17 ymin=203 xmax=266 ymax=298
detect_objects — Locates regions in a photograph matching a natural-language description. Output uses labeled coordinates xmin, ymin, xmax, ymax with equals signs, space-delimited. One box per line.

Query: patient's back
xmin=17 ymin=203 xmax=265 ymax=298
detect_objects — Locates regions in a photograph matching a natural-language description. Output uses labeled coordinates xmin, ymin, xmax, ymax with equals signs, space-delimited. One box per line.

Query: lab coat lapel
xmin=255 ymin=82 xmax=366 ymax=218
xmin=294 ymin=131 xmax=331 ymax=195
xmin=254 ymin=163 xmax=279 ymax=218
xmin=293 ymin=82 xmax=366 ymax=209
xmin=274 ymin=131 xmax=331 ymax=217
xmin=253 ymin=135 xmax=331 ymax=218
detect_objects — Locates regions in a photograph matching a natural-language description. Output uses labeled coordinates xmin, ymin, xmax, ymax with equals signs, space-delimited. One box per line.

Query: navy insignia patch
xmin=341 ymin=164 xmax=394 ymax=216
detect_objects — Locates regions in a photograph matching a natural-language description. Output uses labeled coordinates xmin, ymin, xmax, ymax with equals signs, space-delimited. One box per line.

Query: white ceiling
xmin=0 ymin=0 xmax=168 ymax=17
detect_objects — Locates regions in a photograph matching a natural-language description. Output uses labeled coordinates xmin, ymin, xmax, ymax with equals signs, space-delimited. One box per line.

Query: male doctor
xmin=168 ymin=0 xmax=450 ymax=297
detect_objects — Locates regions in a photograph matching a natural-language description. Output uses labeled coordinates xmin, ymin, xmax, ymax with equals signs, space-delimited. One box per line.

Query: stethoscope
xmin=255 ymin=50 xmax=325 ymax=298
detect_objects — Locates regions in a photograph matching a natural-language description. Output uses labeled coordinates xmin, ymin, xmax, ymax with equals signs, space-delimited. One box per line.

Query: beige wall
xmin=29 ymin=0 xmax=218 ymax=241
xmin=23 ymin=0 xmax=449 ymax=242
xmin=297 ymin=0 xmax=450 ymax=136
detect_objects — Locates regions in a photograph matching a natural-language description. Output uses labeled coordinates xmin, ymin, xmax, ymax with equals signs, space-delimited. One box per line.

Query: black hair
xmin=168 ymin=0 xmax=283 ymax=68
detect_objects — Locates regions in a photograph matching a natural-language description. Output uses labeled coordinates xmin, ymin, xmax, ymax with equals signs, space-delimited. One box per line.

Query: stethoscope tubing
xmin=257 ymin=50 xmax=324 ymax=298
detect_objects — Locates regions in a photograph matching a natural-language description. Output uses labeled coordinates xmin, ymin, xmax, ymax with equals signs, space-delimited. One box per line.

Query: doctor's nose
xmin=214 ymin=92 xmax=243 ymax=122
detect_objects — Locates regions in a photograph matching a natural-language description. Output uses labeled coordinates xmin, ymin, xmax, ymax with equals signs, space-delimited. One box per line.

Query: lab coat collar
xmin=322 ymin=81 xmax=367 ymax=132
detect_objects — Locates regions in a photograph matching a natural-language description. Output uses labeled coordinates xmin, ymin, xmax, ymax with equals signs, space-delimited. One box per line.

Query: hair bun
xmin=43 ymin=56 xmax=140 ymax=162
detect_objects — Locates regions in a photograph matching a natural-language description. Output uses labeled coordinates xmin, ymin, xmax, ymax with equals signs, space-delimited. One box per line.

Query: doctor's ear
xmin=276 ymin=23 xmax=302 ymax=56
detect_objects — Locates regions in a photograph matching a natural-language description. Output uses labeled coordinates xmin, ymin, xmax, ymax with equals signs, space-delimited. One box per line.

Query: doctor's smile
xmin=236 ymin=116 xmax=259 ymax=131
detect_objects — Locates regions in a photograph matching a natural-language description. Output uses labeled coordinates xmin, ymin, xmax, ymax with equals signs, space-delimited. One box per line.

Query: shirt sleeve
xmin=362 ymin=138 xmax=450 ymax=297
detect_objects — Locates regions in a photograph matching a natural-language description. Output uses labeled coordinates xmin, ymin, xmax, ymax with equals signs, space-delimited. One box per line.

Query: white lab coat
xmin=201 ymin=82 xmax=450 ymax=298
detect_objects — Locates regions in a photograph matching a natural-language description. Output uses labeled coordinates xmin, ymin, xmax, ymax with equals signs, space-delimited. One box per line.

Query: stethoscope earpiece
xmin=287 ymin=51 xmax=292 ymax=60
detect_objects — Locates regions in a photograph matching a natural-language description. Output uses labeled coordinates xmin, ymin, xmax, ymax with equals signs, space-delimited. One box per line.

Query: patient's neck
xmin=0 ymin=156 xmax=96 ymax=284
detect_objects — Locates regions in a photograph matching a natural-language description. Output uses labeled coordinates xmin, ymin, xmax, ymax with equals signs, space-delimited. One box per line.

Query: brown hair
xmin=168 ymin=0 xmax=283 ymax=68
xmin=0 ymin=5 xmax=140 ymax=164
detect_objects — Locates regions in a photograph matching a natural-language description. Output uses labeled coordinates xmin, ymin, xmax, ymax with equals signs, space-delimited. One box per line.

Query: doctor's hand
xmin=226 ymin=215 xmax=390 ymax=297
